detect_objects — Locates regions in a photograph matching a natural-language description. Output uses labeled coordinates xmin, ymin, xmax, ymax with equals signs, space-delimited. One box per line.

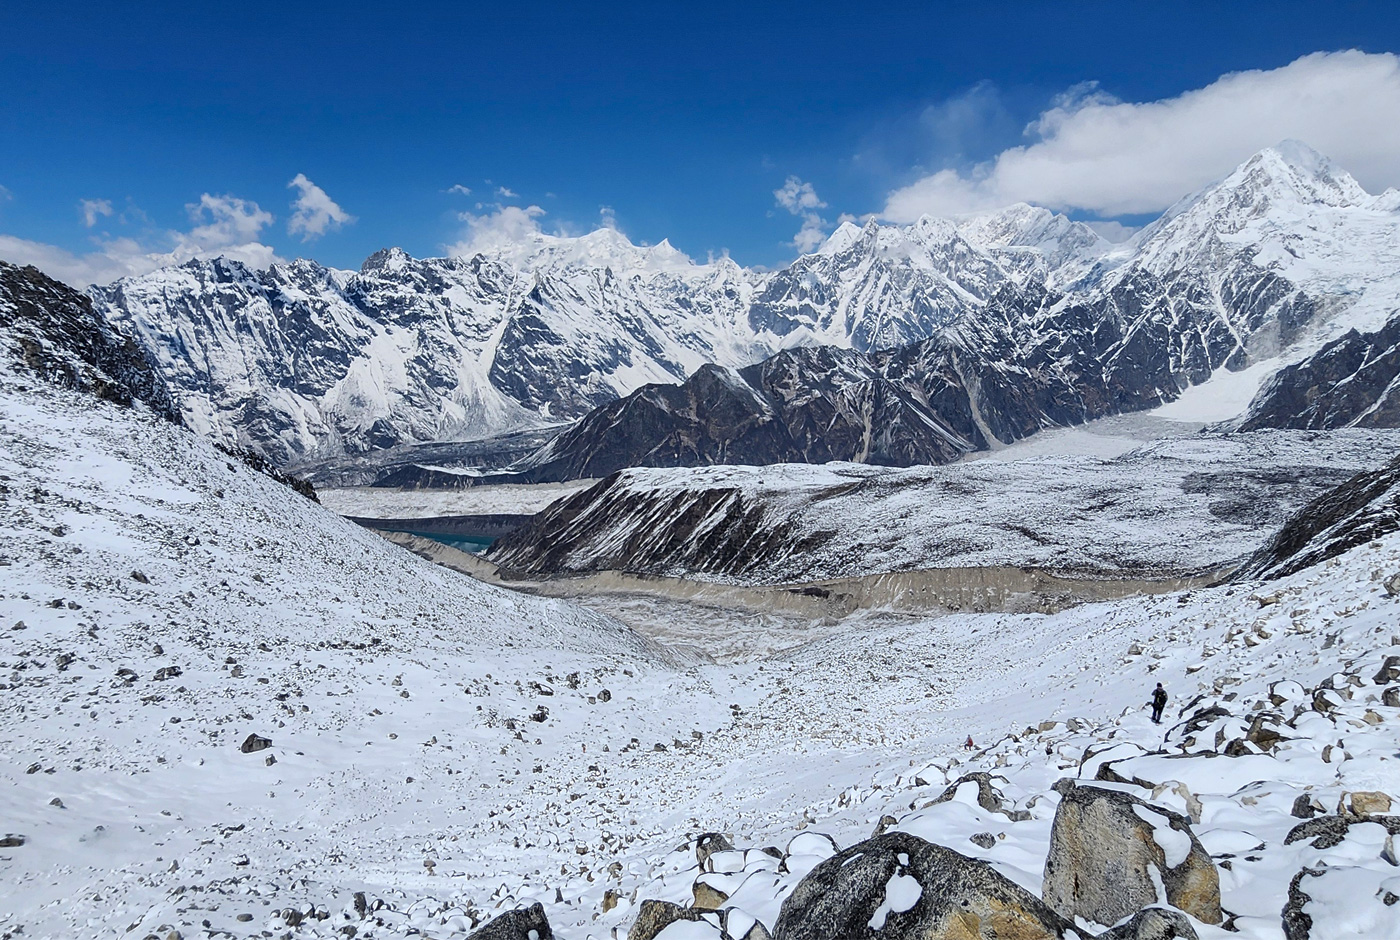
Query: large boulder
xmin=465 ymin=902 xmax=553 ymax=940
xmin=1043 ymin=782 xmax=1221 ymax=927
xmin=772 ymin=831 xmax=1078 ymax=940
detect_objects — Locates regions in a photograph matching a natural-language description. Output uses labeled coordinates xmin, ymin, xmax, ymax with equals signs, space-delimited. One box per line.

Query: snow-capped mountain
xmin=76 ymin=142 xmax=1400 ymax=471
xmin=87 ymin=237 xmax=768 ymax=467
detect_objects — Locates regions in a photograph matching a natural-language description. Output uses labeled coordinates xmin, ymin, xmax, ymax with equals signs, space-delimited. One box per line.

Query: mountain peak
xmin=1230 ymin=140 xmax=1371 ymax=208
xmin=361 ymin=247 xmax=415 ymax=274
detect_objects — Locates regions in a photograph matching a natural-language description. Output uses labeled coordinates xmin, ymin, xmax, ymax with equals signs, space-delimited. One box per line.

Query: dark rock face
xmin=491 ymin=265 xmax=1317 ymax=486
xmin=0 ymin=261 xmax=176 ymax=419
xmin=1239 ymin=316 xmax=1400 ymax=432
xmin=488 ymin=472 xmax=836 ymax=579
xmin=511 ymin=347 xmax=984 ymax=484
xmin=772 ymin=832 xmax=1077 ymax=940
xmin=465 ymin=902 xmax=553 ymax=940
xmin=1043 ymin=782 xmax=1221 ymax=927
xmin=1236 ymin=457 xmax=1400 ymax=579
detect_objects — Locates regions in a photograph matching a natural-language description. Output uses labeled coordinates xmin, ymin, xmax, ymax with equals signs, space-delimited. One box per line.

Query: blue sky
xmin=2 ymin=1 xmax=1399 ymax=284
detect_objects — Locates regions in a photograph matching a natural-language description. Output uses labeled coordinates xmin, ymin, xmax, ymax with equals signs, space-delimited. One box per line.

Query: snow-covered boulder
xmin=1097 ymin=907 xmax=1198 ymax=940
xmin=465 ymin=902 xmax=553 ymax=940
xmin=1042 ymin=781 xmax=1221 ymax=927
xmin=772 ymin=831 xmax=1078 ymax=940
xmin=631 ymin=900 xmax=710 ymax=940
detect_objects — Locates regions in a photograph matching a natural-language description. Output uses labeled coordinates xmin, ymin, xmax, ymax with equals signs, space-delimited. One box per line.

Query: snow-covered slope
xmin=6 ymin=363 xmax=1400 ymax=938
xmin=6 ymin=274 xmax=1400 ymax=938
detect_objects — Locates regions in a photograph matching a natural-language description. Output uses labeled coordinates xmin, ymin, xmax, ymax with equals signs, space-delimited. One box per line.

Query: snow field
xmin=2 ymin=374 xmax=1400 ymax=939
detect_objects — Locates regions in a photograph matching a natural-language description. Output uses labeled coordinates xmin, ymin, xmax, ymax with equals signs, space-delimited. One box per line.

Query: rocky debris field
xmin=487 ymin=429 xmax=1400 ymax=584
xmin=3 ymin=373 xmax=1400 ymax=939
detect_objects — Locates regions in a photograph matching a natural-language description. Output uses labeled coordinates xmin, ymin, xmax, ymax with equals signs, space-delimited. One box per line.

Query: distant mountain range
xmin=18 ymin=141 xmax=1400 ymax=477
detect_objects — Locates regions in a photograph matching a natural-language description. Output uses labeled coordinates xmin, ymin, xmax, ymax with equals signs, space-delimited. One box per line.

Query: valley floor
xmin=3 ymin=378 xmax=1399 ymax=939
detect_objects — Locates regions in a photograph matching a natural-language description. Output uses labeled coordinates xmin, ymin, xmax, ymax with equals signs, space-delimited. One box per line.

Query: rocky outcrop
xmin=772 ymin=832 xmax=1078 ymax=940
xmin=1043 ymin=781 xmax=1221 ymax=927
xmin=1238 ymin=315 xmax=1400 ymax=432
xmin=0 ymin=261 xmax=175 ymax=419
xmin=465 ymin=902 xmax=553 ymax=940
xmin=1236 ymin=457 xmax=1400 ymax=579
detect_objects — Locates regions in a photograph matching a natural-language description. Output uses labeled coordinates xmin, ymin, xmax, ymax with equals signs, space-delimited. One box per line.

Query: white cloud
xmin=446 ymin=184 xmax=473 ymax=195
xmin=774 ymin=176 xmax=830 ymax=253
xmin=496 ymin=186 xmax=519 ymax=199
xmin=0 ymin=185 xmax=12 ymax=203
xmin=79 ymin=198 xmax=114 ymax=227
xmin=447 ymin=204 xmax=547 ymax=257
xmin=774 ymin=176 xmax=827 ymax=213
xmin=287 ymin=173 xmax=354 ymax=241
xmin=883 ymin=51 xmax=1400 ymax=221
xmin=0 ymin=192 xmax=280 ymax=288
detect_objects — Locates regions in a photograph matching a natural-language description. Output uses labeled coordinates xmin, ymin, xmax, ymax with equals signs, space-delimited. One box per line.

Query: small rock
xmin=1349 ymin=791 xmax=1393 ymax=816
xmin=696 ymin=832 xmax=734 ymax=870
xmin=1384 ymin=687 xmax=1400 ymax=708
xmin=0 ymin=833 xmax=26 ymax=847
xmin=692 ymin=879 xmax=729 ymax=911
xmin=240 ymin=733 xmax=273 ymax=754
xmin=264 ymin=754 xmax=277 ymax=766
xmin=969 ymin=832 xmax=996 ymax=849
xmin=49 ymin=798 xmax=64 ymax=808
xmin=1291 ymin=794 xmax=1320 ymax=819
xmin=1098 ymin=907 xmax=1199 ymax=940
xmin=131 ymin=570 xmax=150 ymax=584
xmin=236 ymin=913 xmax=253 ymax=922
